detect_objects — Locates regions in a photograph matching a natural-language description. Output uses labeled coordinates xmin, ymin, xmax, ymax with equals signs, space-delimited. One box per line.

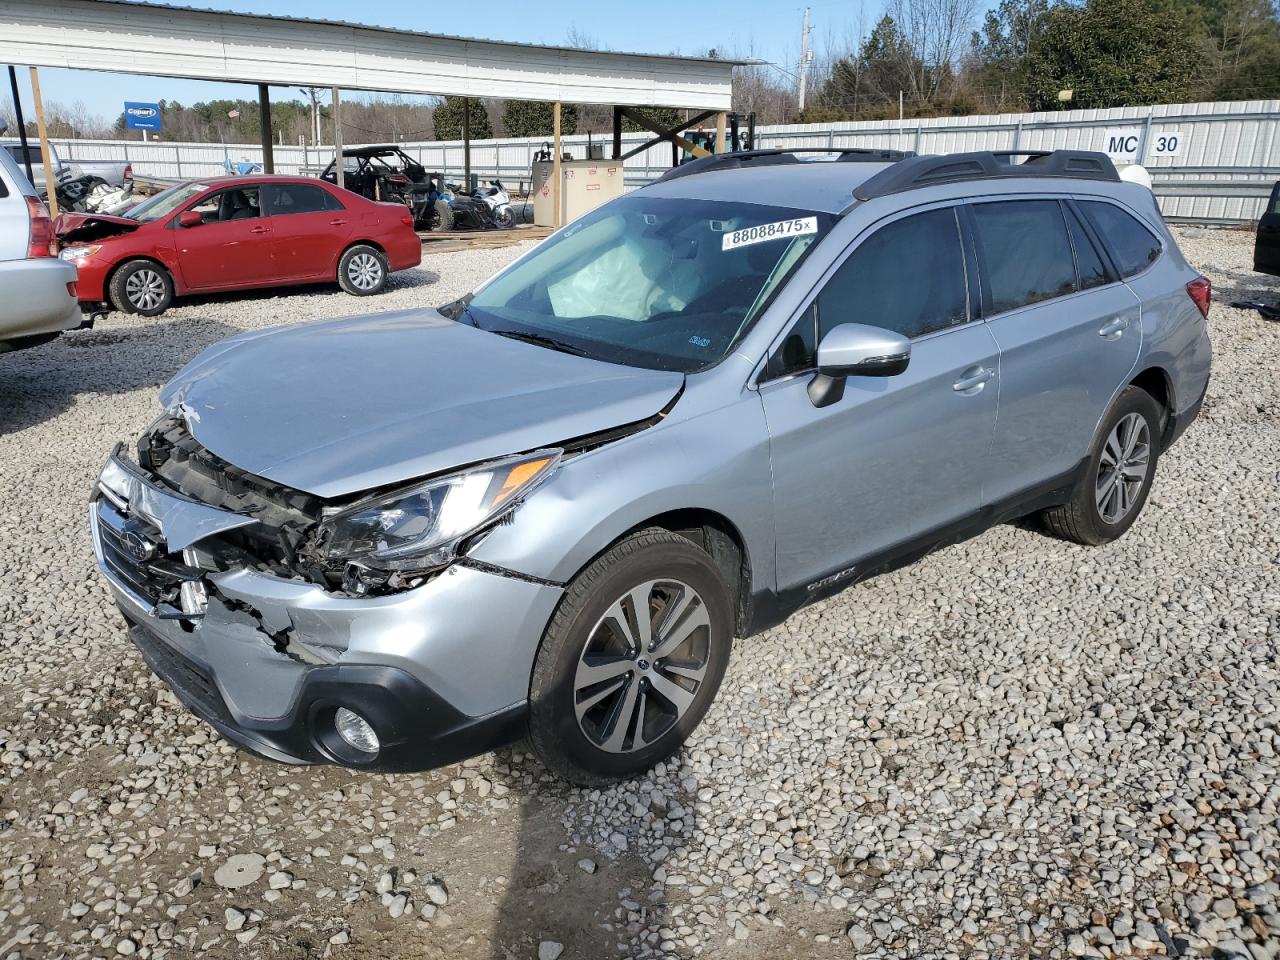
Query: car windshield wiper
xmin=490 ymin=329 xmax=591 ymax=357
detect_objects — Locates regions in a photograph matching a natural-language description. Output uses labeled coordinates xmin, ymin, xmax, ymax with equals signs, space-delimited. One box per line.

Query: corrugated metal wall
xmin=52 ymin=98 xmax=1280 ymax=223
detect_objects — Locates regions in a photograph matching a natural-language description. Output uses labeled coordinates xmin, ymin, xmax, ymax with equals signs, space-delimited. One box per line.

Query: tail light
xmin=400 ymin=214 xmax=414 ymax=227
xmin=123 ymin=163 xmax=133 ymax=182
xmin=66 ymin=281 xmax=78 ymax=299
xmin=25 ymin=195 xmax=57 ymax=258
xmin=1186 ymin=275 xmax=1211 ymax=318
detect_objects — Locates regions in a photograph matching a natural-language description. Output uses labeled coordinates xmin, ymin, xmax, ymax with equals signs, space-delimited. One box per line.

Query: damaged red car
xmin=57 ymin=175 xmax=422 ymax=317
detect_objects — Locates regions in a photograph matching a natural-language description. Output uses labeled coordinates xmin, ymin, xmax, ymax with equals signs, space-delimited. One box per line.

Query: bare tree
xmin=888 ymin=0 xmax=982 ymax=103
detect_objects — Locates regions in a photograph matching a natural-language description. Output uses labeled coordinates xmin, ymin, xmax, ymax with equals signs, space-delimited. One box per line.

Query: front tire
xmin=1042 ymin=386 xmax=1162 ymax=545
xmin=109 ymin=260 xmax=173 ymax=316
xmin=337 ymin=245 xmax=388 ymax=296
xmin=528 ymin=530 xmax=734 ymax=786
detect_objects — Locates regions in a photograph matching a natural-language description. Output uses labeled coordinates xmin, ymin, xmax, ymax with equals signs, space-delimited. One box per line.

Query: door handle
xmin=1098 ymin=316 xmax=1129 ymax=339
xmin=953 ymin=366 xmax=995 ymax=393
xmin=329 ymin=218 xmax=349 ymax=226
xmin=249 ymin=225 xmax=270 ymax=234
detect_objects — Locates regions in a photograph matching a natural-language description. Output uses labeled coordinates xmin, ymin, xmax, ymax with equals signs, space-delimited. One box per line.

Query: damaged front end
xmin=135 ymin=414 xmax=561 ymax=599
xmin=55 ymin=211 xmax=140 ymax=244
xmin=89 ymin=424 xmax=570 ymax=769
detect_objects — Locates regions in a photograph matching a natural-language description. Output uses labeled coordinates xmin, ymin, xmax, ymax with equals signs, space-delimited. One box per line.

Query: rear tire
xmin=431 ymin=199 xmax=454 ymax=233
xmin=528 ymin=530 xmax=734 ymax=786
xmin=1041 ymin=386 xmax=1162 ymax=545
xmin=337 ymin=245 xmax=388 ymax=296
xmin=108 ymin=260 xmax=173 ymax=316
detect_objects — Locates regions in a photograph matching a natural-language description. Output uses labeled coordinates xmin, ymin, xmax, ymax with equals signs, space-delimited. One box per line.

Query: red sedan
xmin=56 ymin=175 xmax=422 ymax=316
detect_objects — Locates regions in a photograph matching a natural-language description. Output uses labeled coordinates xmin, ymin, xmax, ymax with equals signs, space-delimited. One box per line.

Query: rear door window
xmin=970 ymin=200 xmax=1077 ymax=314
xmin=1079 ymin=200 xmax=1162 ymax=278
xmin=267 ymin=183 xmax=334 ymax=216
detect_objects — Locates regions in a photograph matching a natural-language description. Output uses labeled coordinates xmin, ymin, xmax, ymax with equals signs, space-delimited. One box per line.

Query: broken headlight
xmin=314 ymin=450 xmax=561 ymax=585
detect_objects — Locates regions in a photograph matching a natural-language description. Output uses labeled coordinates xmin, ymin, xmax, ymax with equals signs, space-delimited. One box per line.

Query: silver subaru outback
xmin=91 ymin=149 xmax=1212 ymax=784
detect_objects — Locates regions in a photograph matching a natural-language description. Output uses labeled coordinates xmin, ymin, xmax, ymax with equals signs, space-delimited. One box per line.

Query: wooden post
xmin=462 ymin=98 xmax=471 ymax=190
xmin=331 ymin=87 xmax=343 ymax=190
xmin=552 ymin=101 xmax=562 ymax=228
xmin=29 ymin=67 xmax=57 ymax=217
xmin=714 ymin=111 xmax=727 ymax=154
xmin=257 ymin=83 xmax=274 ymax=174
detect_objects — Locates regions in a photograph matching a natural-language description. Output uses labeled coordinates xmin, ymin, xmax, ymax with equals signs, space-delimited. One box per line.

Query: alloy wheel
xmin=125 ymin=269 xmax=166 ymax=311
xmin=1096 ymin=412 xmax=1151 ymax=524
xmin=573 ymin=579 xmax=712 ymax=754
xmin=347 ymin=253 xmax=383 ymax=291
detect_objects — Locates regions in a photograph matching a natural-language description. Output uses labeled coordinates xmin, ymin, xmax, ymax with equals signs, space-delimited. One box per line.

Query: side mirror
xmin=177 ymin=210 xmax=203 ymax=228
xmin=808 ymin=323 xmax=911 ymax=408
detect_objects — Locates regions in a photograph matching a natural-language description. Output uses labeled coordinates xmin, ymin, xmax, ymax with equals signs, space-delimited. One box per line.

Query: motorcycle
xmin=473 ymin=179 xmax=516 ymax=229
xmin=434 ymin=180 xmax=507 ymax=231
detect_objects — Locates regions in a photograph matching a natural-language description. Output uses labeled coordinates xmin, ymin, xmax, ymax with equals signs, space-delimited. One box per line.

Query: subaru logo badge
xmin=121 ymin=529 xmax=156 ymax=564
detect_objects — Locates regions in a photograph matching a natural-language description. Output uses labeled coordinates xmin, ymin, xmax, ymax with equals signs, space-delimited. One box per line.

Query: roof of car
xmin=178 ymin=174 xmax=345 ymax=188
xmin=341 ymin=145 xmax=412 ymax=158
xmin=641 ymin=161 xmax=895 ymax=215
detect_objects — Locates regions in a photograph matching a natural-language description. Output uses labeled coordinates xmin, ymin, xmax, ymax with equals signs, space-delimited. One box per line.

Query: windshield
xmin=465 ymin=195 xmax=834 ymax=372
xmin=126 ymin=182 xmax=210 ymax=222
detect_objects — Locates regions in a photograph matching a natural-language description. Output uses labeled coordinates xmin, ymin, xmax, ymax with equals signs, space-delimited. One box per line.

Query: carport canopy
xmin=1 ymin=0 xmax=738 ymax=110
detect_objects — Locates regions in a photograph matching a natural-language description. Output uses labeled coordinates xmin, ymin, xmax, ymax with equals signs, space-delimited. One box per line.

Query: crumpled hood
xmin=159 ymin=309 xmax=684 ymax=499
xmin=55 ymin=211 xmax=141 ymax=242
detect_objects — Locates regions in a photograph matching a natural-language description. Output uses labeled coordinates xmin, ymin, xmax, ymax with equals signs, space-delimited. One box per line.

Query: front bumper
xmin=90 ymin=450 xmax=563 ymax=771
xmin=125 ymin=619 xmax=527 ymax=771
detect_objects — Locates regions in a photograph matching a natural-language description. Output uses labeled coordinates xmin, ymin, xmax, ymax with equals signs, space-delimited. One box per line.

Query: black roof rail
xmin=853 ymin=149 xmax=1119 ymax=200
xmin=653 ymin=147 xmax=915 ymax=184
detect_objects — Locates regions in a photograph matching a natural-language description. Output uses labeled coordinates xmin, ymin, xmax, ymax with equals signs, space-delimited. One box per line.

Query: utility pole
xmin=300 ymin=87 xmax=322 ymax=146
xmin=798 ymin=7 xmax=812 ymax=113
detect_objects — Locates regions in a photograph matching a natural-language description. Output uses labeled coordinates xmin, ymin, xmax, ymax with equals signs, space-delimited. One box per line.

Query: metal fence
xmin=51 ymin=98 xmax=1279 ymax=223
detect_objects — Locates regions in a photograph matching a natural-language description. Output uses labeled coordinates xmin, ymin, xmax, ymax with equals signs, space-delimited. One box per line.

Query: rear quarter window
xmin=1080 ymin=200 xmax=1162 ymax=278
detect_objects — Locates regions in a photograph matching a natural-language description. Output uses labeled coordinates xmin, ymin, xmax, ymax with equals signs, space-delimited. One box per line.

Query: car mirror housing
xmin=808 ymin=323 xmax=911 ymax=408
xmin=177 ymin=211 xmax=203 ymax=228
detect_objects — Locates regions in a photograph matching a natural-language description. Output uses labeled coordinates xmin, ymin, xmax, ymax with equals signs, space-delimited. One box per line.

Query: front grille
xmin=93 ymin=499 xmax=199 ymax=619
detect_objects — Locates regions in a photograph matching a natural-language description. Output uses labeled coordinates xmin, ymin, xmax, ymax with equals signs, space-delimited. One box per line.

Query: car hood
xmin=159 ymin=309 xmax=684 ymax=499
xmin=55 ymin=211 xmax=141 ymax=242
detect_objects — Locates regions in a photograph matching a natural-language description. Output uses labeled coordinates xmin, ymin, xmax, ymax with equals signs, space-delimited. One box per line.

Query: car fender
xmin=466 ymin=388 xmax=777 ymax=598
xmin=93 ymin=229 xmax=180 ymax=297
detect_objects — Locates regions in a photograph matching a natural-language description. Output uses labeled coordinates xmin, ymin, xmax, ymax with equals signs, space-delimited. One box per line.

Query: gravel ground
xmin=0 ymin=228 xmax=1278 ymax=960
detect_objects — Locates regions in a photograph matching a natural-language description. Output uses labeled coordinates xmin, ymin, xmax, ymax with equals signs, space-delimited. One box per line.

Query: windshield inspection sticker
xmin=722 ymin=216 xmax=818 ymax=251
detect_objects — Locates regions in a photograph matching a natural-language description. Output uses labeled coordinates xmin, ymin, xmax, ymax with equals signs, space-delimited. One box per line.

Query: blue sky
xmin=6 ymin=0 xmax=992 ymax=123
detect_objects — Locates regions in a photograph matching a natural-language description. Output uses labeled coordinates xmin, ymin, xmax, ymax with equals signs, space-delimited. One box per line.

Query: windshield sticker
xmin=688 ymin=335 xmax=712 ymax=348
xmin=722 ymin=216 xmax=818 ymax=251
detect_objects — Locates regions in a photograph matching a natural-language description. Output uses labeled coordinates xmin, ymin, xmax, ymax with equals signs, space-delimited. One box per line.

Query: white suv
xmin=0 ymin=144 xmax=81 ymax=352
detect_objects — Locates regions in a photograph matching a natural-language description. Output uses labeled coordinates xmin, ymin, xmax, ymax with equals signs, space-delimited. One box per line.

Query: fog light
xmin=334 ymin=708 xmax=380 ymax=754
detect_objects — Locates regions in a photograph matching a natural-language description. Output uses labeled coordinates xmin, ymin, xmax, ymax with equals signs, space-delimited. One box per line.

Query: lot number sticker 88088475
xmin=722 ymin=217 xmax=818 ymax=251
